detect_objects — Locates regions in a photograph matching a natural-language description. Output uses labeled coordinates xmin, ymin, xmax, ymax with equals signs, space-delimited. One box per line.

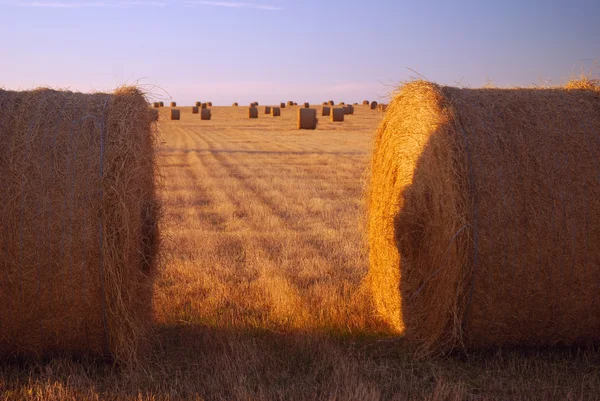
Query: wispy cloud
xmin=7 ymin=0 xmax=165 ymax=7
xmin=184 ymin=1 xmax=282 ymax=11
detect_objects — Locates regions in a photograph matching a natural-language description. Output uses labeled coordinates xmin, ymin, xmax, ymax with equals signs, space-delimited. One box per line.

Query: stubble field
xmin=2 ymin=105 xmax=600 ymax=400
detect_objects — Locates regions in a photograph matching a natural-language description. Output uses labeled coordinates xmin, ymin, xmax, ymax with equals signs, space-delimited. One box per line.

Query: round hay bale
xmin=248 ymin=107 xmax=258 ymax=119
xmin=343 ymin=105 xmax=354 ymax=115
xmin=322 ymin=106 xmax=331 ymax=117
xmin=340 ymin=102 xmax=346 ymax=106
xmin=294 ymin=102 xmax=298 ymax=106
xmin=264 ymin=106 xmax=272 ymax=115
xmin=272 ymin=107 xmax=281 ymax=117
xmin=0 ymin=87 xmax=160 ymax=365
xmin=363 ymin=100 xmax=370 ymax=105
xmin=201 ymin=103 xmax=208 ymax=109
xmin=330 ymin=108 xmax=344 ymax=122
xmin=287 ymin=101 xmax=294 ymax=107
xmin=150 ymin=108 xmax=159 ymax=121
xmin=304 ymin=102 xmax=310 ymax=108
xmin=201 ymin=109 xmax=211 ymax=120
xmin=297 ymin=108 xmax=317 ymax=130
xmin=280 ymin=102 xmax=286 ymax=109
xmin=170 ymin=109 xmax=180 ymax=120
xmin=152 ymin=102 xmax=159 ymax=108
xmin=232 ymin=102 xmax=239 ymax=107
xmin=170 ymin=101 xmax=176 ymax=107
xmin=158 ymin=101 xmax=164 ymax=107
xmin=370 ymin=101 xmax=378 ymax=110
xmin=192 ymin=106 xmax=199 ymax=114
xmin=368 ymin=80 xmax=600 ymax=354
xmin=207 ymin=102 xmax=212 ymax=107
xmin=328 ymin=100 xmax=334 ymax=106
xmin=195 ymin=101 xmax=201 ymax=107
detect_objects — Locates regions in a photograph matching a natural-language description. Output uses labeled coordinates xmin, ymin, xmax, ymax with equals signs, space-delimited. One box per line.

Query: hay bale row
xmin=331 ymin=108 xmax=344 ymax=122
xmin=322 ymin=106 xmax=331 ymax=116
xmin=170 ymin=109 xmax=180 ymax=120
xmin=248 ymin=107 xmax=258 ymax=119
xmin=272 ymin=107 xmax=281 ymax=117
xmin=0 ymin=87 xmax=160 ymax=365
xmin=298 ymin=108 xmax=317 ymax=130
xmin=368 ymin=80 xmax=600 ymax=354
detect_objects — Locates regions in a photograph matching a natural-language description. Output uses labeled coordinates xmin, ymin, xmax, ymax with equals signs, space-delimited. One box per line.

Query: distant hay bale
xmin=0 ymin=87 xmax=160 ymax=365
xmin=287 ymin=101 xmax=294 ymax=106
xmin=192 ymin=106 xmax=199 ymax=114
xmin=330 ymin=108 xmax=344 ymax=122
xmin=170 ymin=109 xmax=180 ymax=120
xmin=340 ymin=102 xmax=346 ymax=106
xmin=304 ymin=102 xmax=310 ymax=108
xmin=195 ymin=101 xmax=201 ymax=107
xmin=370 ymin=101 xmax=378 ymax=110
xmin=322 ymin=106 xmax=331 ymax=116
xmin=297 ymin=108 xmax=317 ymax=129
xmin=294 ymin=102 xmax=298 ymax=106
xmin=363 ymin=100 xmax=370 ymax=105
xmin=344 ymin=105 xmax=354 ymax=115
xmin=280 ymin=102 xmax=286 ymax=108
xmin=201 ymin=103 xmax=208 ymax=109
xmin=158 ymin=101 xmax=164 ymax=107
xmin=264 ymin=106 xmax=272 ymax=114
xmin=248 ymin=107 xmax=258 ymax=118
xmin=272 ymin=107 xmax=281 ymax=117
xmin=208 ymin=102 xmax=212 ymax=107
xmin=368 ymin=80 xmax=600 ymax=354
xmin=152 ymin=102 xmax=159 ymax=108
xmin=150 ymin=108 xmax=159 ymax=121
xmin=353 ymin=102 xmax=358 ymax=105
xmin=232 ymin=102 xmax=239 ymax=106
xmin=170 ymin=101 xmax=176 ymax=107
xmin=201 ymin=109 xmax=211 ymax=120
xmin=328 ymin=100 xmax=334 ymax=106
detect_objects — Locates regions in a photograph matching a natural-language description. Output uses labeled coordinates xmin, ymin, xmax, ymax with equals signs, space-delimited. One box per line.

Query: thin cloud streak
xmin=184 ymin=1 xmax=282 ymax=11
xmin=8 ymin=0 xmax=165 ymax=7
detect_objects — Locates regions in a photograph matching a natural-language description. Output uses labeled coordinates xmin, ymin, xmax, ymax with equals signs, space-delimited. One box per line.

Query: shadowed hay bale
xmin=294 ymin=102 xmax=298 ymax=106
xmin=201 ymin=103 xmax=207 ymax=109
xmin=297 ymin=108 xmax=317 ymax=129
xmin=150 ymin=108 xmax=159 ymax=121
xmin=280 ymin=102 xmax=286 ymax=108
xmin=159 ymin=101 xmax=164 ymax=107
xmin=328 ymin=100 xmax=334 ymax=106
xmin=331 ymin=107 xmax=344 ymax=122
xmin=201 ymin=109 xmax=211 ymax=120
xmin=370 ymin=101 xmax=378 ymax=110
xmin=272 ymin=107 xmax=281 ymax=117
xmin=264 ymin=106 xmax=271 ymax=114
xmin=152 ymin=102 xmax=159 ymax=108
xmin=322 ymin=106 xmax=331 ymax=116
xmin=170 ymin=109 xmax=180 ymax=120
xmin=368 ymin=80 xmax=600 ymax=354
xmin=363 ymin=100 xmax=370 ymax=105
xmin=195 ymin=101 xmax=201 ymax=107
xmin=192 ymin=106 xmax=199 ymax=114
xmin=344 ymin=105 xmax=354 ymax=115
xmin=232 ymin=102 xmax=238 ymax=106
xmin=248 ymin=107 xmax=258 ymax=118
xmin=304 ymin=102 xmax=310 ymax=108
xmin=170 ymin=101 xmax=176 ymax=107
xmin=287 ymin=101 xmax=294 ymax=106
xmin=208 ymin=102 xmax=212 ymax=107
xmin=340 ymin=102 xmax=346 ymax=106
xmin=0 ymin=87 xmax=160 ymax=365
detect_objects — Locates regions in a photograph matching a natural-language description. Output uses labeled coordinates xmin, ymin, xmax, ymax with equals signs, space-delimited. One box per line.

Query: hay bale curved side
xmin=272 ymin=107 xmax=281 ymax=117
xmin=0 ymin=87 xmax=160 ymax=365
xmin=201 ymin=109 xmax=211 ymax=120
xmin=368 ymin=80 xmax=600 ymax=353
xmin=298 ymin=108 xmax=317 ymax=129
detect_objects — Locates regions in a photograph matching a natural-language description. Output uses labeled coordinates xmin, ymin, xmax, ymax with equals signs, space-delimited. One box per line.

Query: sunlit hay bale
xmin=280 ymin=102 xmax=286 ymax=108
xmin=232 ymin=102 xmax=238 ymax=106
xmin=170 ymin=101 xmax=176 ymax=107
xmin=297 ymin=108 xmax=317 ymax=129
xmin=192 ymin=106 xmax=199 ymax=114
xmin=158 ymin=101 xmax=164 ymax=107
xmin=368 ymin=80 xmax=600 ymax=354
xmin=201 ymin=109 xmax=211 ymax=120
xmin=170 ymin=109 xmax=180 ymax=120
xmin=272 ymin=107 xmax=281 ymax=117
xmin=248 ymin=107 xmax=258 ymax=118
xmin=322 ymin=106 xmax=331 ymax=116
xmin=208 ymin=102 xmax=212 ymax=107
xmin=264 ymin=106 xmax=272 ymax=115
xmin=363 ymin=100 xmax=370 ymax=105
xmin=152 ymin=102 xmax=159 ymax=108
xmin=304 ymin=102 xmax=310 ymax=108
xmin=195 ymin=101 xmax=201 ymax=107
xmin=0 ymin=87 xmax=161 ymax=366
xmin=344 ymin=105 xmax=354 ymax=115
xmin=201 ymin=103 xmax=208 ymax=109
xmin=330 ymin=107 xmax=344 ymax=122
xmin=150 ymin=108 xmax=159 ymax=121
xmin=287 ymin=101 xmax=294 ymax=106
xmin=370 ymin=101 xmax=378 ymax=110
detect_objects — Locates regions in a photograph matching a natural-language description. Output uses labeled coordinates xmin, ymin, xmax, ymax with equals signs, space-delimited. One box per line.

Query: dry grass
xmin=2 ymin=104 xmax=600 ymax=400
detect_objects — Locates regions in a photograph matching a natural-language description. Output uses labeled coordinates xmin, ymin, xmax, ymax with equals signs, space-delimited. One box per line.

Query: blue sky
xmin=1 ymin=0 xmax=598 ymax=105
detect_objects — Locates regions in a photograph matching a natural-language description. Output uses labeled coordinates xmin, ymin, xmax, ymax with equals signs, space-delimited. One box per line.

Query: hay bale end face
xmin=170 ymin=109 xmax=180 ymax=120
xmin=248 ymin=107 xmax=258 ymax=118
xmin=264 ymin=106 xmax=272 ymax=115
xmin=232 ymin=102 xmax=239 ymax=106
xmin=370 ymin=101 xmax=378 ymax=110
xmin=287 ymin=101 xmax=294 ymax=106
xmin=297 ymin=108 xmax=317 ymax=130
xmin=159 ymin=101 xmax=164 ymax=107
xmin=192 ymin=106 xmax=199 ymax=114
xmin=322 ymin=106 xmax=331 ymax=116
xmin=368 ymin=80 xmax=600 ymax=353
xmin=201 ymin=109 xmax=211 ymax=120
xmin=331 ymin=108 xmax=344 ymax=122
xmin=0 ymin=87 xmax=160 ymax=365
xmin=152 ymin=102 xmax=159 ymax=108
xmin=170 ymin=101 xmax=177 ymax=107
xmin=272 ymin=107 xmax=281 ymax=117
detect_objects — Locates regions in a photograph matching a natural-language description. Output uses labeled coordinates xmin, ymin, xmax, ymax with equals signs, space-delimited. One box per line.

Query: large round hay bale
xmin=344 ymin=105 xmax=354 ymax=115
xmin=370 ymin=101 xmax=378 ymax=110
xmin=0 ymin=87 xmax=160 ymax=365
xmin=264 ymin=106 xmax=272 ymax=115
xmin=170 ymin=101 xmax=176 ymax=107
xmin=330 ymin=108 xmax=344 ymax=122
xmin=322 ymin=106 xmax=331 ymax=116
xmin=192 ymin=106 xmax=199 ymax=114
xmin=368 ymin=80 xmax=600 ymax=354
xmin=304 ymin=102 xmax=310 ymax=108
xmin=248 ymin=107 xmax=258 ymax=118
xmin=297 ymin=108 xmax=317 ymax=129
xmin=201 ymin=108 xmax=211 ymax=120
xmin=272 ymin=107 xmax=281 ymax=117
xmin=170 ymin=109 xmax=180 ymax=120
xmin=201 ymin=103 xmax=208 ymax=109
xmin=195 ymin=101 xmax=201 ymax=107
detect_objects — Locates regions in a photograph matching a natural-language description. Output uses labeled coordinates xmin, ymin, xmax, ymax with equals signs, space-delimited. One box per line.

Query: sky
xmin=0 ymin=0 xmax=599 ymax=105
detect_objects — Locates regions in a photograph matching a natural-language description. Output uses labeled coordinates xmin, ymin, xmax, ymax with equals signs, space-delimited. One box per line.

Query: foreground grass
xmin=2 ymin=106 xmax=600 ymax=400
